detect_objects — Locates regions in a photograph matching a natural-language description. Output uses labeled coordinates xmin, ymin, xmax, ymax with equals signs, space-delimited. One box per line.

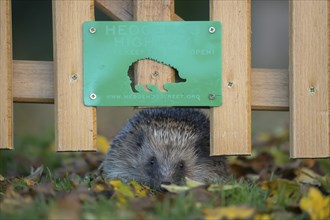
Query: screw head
xmin=71 ymin=74 xmax=78 ymax=81
xmin=227 ymin=81 xmax=234 ymax=88
xmin=208 ymin=94 xmax=216 ymax=100
xmin=152 ymin=71 xmax=159 ymax=79
xmin=209 ymin=26 xmax=216 ymax=34
xmin=308 ymin=86 xmax=316 ymax=94
xmin=90 ymin=93 xmax=97 ymax=100
xmin=89 ymin=27 xmax=96 ymax=34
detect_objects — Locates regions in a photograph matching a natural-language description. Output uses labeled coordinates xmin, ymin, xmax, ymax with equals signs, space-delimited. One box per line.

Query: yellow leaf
xmin=208 ymin=184 xmax=240 ymax=192
xmin=109 ymin=179 xmax=134 ymax=197
xmin=92 ymin=183 xmax=107 ymax=193
xmin=254 ymin=214 xmax=271 ymax=220
xmin=299 ymin=187 xmax=330 ymax=220
xmin=129 ymin=180 xmax=150 ymax=197
xmin=0 ymin=175 xmax=5 ymax=181
xmin=96 ymin=135 xmax=110 ymax=154
xmin=108 ymin=179 xmax=122 ymax=190
xmin=185 ymin=177 xmax=205 ymax=188
xmin=204 ymin=206 xmax=255 ymax=220
xmin=161 ymin=184 xmax=190 ymax=193
xmin=23 ymin=178 xmax=37 ymax=186
xmin=260 ymin=179 xmax=301 ymax=207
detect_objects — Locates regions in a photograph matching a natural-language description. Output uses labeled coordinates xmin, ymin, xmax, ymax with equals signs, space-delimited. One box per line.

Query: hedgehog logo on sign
xmin=128 ymin=58 xmax=186 ymax=93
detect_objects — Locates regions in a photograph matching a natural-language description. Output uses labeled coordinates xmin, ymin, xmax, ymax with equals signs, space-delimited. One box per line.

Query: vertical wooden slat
xmin=0 ymin=0 xmax=13 ymax=149
xmin=52 ymin=0 xmax=97 ymax=151
xmin=133 ymin=0 xmax=176 ymax=91
xmin=290 ymin=1 xmax=330 ymax=158
xmin=209 ymin=0 xmax=251 ymax=155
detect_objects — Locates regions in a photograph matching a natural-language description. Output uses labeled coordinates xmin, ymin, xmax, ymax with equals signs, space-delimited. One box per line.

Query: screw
xmin=152 ymin=71 xmax=159 ymax=78
xmin=227 ymin=81 xmax=234 ymax=88
xmin=90 ymin=93 xmax=97 ymax=100
xmin=209 ymin=26 xmax=216 ymax=34
xmin=89 ymin=27 xmax=96 ymax=34
xmin=71 ymin=74 xmax=78 ymax=81
xmin=308 ymin=86 xmax=316 ymax=94
xmin=208 ymin=94 xmax=216 ymax=100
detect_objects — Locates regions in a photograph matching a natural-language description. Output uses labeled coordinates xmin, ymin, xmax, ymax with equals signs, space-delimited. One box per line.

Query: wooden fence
xmin=0 ymin=0 xmax=329 ymax=158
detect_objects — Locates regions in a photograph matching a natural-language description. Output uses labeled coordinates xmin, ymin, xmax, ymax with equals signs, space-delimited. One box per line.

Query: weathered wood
xmin=133 ymin=0 xmax=176 ymax=92
xmin=12 ymin=61 xmax=289 ymax=110
xmin=52 ymin=0 xmax=97 ymax=151
xmin=289 ymin=0 xmax=330 ymax=158
xmin=13 ymin=60 xmax=53 ymax=103
xmin=252 ymin=69 xmax=288 ymax=111
xmin=0 ymin=0 xmax=13 ymax=149
xmin=210 ymin=0 xmax=251 ymax=155
xmin=95 ymin=0 xmax=182 ymax=21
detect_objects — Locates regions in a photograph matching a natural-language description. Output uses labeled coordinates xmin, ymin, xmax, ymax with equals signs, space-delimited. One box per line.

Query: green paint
xmin=83 ymin=21 xmax=222 ymax=106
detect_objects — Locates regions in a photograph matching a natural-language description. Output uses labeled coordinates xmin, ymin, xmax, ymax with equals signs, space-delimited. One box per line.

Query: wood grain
xmin=210 ymin=0 xmax=251 ymax=155
xmin=252 ymin=69 xmax=288 ymax=111
xmin=95 ymin=0 xmax=182 ymax=21
xmin=133 ymin=0 xmax=176 ymax=92
xmin=290 ymin=1 xmax=330 ymax=158
xmin=52 ymin=0 xmax=97 ymax=151
xmin=13 ymin=60 xmax=53 ymax=103
xmin=12 ymin=61 xmax=288 ymax=110
xmin=0 ymin=0 xmax=13 ymax=149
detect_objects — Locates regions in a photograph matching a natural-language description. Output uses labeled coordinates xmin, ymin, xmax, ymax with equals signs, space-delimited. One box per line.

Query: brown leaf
xmin=30 ymin=183 xmax=55 ymax=199
xmin=48 ymin=193 xmax=81 ymax=220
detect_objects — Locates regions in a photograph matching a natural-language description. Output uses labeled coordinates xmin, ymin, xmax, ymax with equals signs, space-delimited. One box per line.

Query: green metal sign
xmin=83 ymin=21 xmax=222 ymax=106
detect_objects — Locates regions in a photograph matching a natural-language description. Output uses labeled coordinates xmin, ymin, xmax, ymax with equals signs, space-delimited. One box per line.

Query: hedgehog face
xmin=103 ymin=108 xmax=228 ymax=190
xmin=134 ymin=125 xmax=201 ymax=189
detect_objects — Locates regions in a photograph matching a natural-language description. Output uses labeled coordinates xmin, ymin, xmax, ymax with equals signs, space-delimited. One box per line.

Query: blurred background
xmin=12 ymin=0 xmax=289 ymax=143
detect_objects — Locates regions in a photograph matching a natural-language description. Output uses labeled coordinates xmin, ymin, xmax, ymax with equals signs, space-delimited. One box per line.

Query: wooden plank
xmin=0 ymin=0 xmax=13 ymax=149
xmin=133 ymin=0 xmax=176 ymax=93
xmin=210 ymin=0 xmax=251 ymax=155
xmin=252 ymin=69 xmax=289 ymax=111
xmin=95 ymin=0 xmax=182 ymax=21
xmin=95 ymin=0 xmax=133 ymax=21
xmin=290 ymin=1 xmax=330 ymax=158
xmin=52 ymin=0 xmax=97 ymax=151
xmin=12 ymin=61 xmax=289 ymax=110
xmin=13 ymin=60 xmax=53 ymax=103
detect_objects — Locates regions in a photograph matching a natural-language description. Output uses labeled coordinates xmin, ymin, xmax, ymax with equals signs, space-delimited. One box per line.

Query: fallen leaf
xmin=23 ymin=178 xmax=37 ymax=186
xmin=299 ymin=187 xmax=330 ymax=220
xmin=295 ymin=168 xmax=321 ymax=186
xmin=0 ymin=186 xmax=33 ymax=213
xmin=161 ymin=184 xmax=189 ymax=193
xmin=204 ymin=206 xmax=255 ymax=220
xmin=129 ymin=180 xmax=151 ymax=197
xmin=208 ymin=184 xmax=240 ymax=192
xmin=260 ymin=179 xmax=301 ymax=206
xmin=96 ymin=135 xmax=110 ymax=154
xmin=254 ymin=214 xmax=271 ymax=220
xmin=185 ymin=177 xmax=205 ymax=188
xmin=48 ymin=193 xmax=81 ymax=220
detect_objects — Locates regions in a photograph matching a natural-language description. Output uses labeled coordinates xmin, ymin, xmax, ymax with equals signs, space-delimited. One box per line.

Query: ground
xmin=0 ymin=130 xmax=329 ymax=220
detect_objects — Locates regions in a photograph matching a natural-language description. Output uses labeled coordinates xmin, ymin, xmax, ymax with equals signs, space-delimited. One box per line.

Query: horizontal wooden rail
xmin=13 ymin=60 xmax=53 ymax=103
xmin=12 ymin=60 xmax=289 ymax=110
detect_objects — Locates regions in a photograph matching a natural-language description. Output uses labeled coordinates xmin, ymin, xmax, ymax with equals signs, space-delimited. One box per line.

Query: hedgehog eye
xmin=179 ymin=161 xmax=184 ymax=169
xmin=149 ymin=157 xmax=156 ymax=166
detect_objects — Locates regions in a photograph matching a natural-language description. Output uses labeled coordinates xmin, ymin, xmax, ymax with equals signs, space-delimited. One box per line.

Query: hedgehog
xmin=102 ymin=108 xmax=228 ymax=189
